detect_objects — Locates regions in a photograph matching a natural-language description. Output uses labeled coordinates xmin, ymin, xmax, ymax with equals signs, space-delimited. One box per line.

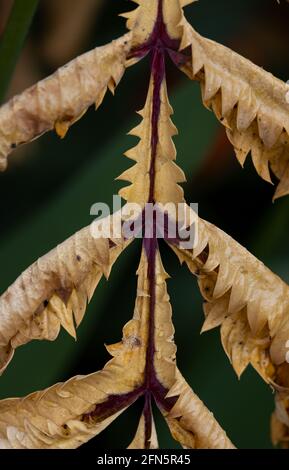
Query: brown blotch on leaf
xmin=56 ymin=288 xmax=72 ymax=305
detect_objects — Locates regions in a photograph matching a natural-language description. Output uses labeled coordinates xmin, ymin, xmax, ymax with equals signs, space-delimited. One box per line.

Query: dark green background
xmin=1 ymin=0 xmax=289 ymax=449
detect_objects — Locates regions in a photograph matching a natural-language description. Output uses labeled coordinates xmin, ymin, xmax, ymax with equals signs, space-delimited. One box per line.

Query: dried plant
xmin=0 ymin=0 xmax=289 ymax=449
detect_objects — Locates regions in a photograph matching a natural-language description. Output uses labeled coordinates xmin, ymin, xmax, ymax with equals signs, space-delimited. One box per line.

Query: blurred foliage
xmin=0 ymin=0 xmax=38 ymax=101
xmin=0 ymin=0 xmax=289 ymax=449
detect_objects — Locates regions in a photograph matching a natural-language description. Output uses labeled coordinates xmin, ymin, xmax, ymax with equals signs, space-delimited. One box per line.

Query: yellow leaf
xmin=169 ymin=216 xmax=289 ymax=382
xmin=0 ymin=33 xmax=132 ymax=170
xmin=118 ymin=71 xmax=185 ymax=206
xmin=0 ymin=214 xmax=129 ymax=374
xmin=0 ymin=368 xmax=135 ymax=448
xmin=2 ymin=0 xmax=287 ymax=449
xmin=0 ymin=245 xmax=178 ymax=449
xmin=164 ymin=369 xmax=235 ymax=449
xmin=127 ymin=412 xmax=159 ymax=449
xmin=181 ymin=24 xmax=289 ymax=199
xmin=271 ymin=389 xmax=289 ymax=448
xmin=123 ymin=0 xmax=189 ymax=49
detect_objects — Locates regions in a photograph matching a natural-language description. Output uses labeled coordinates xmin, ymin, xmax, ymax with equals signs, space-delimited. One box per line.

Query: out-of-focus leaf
xmin=41 ymin=0 xmax=105 ymax=68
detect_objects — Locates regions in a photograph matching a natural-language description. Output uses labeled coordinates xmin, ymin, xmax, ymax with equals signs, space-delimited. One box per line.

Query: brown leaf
xmin=170 ymin=214 xmax=289 ymax=447
xmin=115 ymin=245 xmax=177 ymax=391
xmin=118 ymin=71 xmax=185 ymax=207
xmin=180 ymin=23 xmax=289 ymax=199
xmin=0 ymin=214 xmax=129 ymax=374
xmin=127 ymin=412 xmax=159 ymax=449
xmin=169 ymin=216 xmax=289 ymax=382
xmin=164 ymin=370 xmax=235 ymax=449
xmin=271 ymin=391 xmax=289 ymax=448
xmin=2 ymin=0 xmax=286 ymax=449
xmin=0 ymin=357 xmax=139 ymax=448
xmin=270 ymin=363 xmax=289 ymax=447
xmin=122 ymin=0 xmax=193 ymax=50
xmin=0 ymin=244 xmax=178 ymax=448
xmin=0 ymin=33 xmax=132 ymax=170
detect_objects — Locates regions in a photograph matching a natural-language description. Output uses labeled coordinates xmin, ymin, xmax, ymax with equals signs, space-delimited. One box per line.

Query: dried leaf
xmin=181 ymin=23 xmax=289 ymax=199
xmin=164 ymin=369 xmax=235 ymax=449
xmin=0 ymin=33 xmax=132 ymax=170
xmin=118 ymin=72 xmax=185 ymax=206
xmin=0 ymin=243 xmax=235 ymax=449
xmin=122 ymin=0 xmax=192 ymax=49
xmin=0 ymin=244 xmax=177 ymax=448
xmin=169 ymin=216 xmax=289 ymax=382
xmin=0 ymin=214 xmax=129 ymax=374
xmin=0 ymin=247 xmax=147 ymax=448
xmin=271 ymin=391 xmax=289 ymax=448
xmin=125 ymin=245 xmax=177 ymax=391
xmin=0 ymin=357 xmax=139 ymax=448
xmin=269 ymin=363 xmax=289 ymax=447
xmin=127 ymin=412 xmax=159 ymax=449
xmin=1 ymin=0 xmax=286 ymax=449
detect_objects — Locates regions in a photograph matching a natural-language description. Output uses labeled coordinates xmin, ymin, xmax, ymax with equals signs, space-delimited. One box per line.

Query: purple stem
xmin=86 ymin=0 xmax=181 ymax=431
xmin=143 ymin=392 xmax=153 ymax=448
xmin=149 ymin=47 xmax=164 ymax=203
xmin=143 ymin=0 xmax=178 ymax=418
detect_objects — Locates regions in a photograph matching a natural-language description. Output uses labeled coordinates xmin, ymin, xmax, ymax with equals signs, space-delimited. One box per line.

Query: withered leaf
xmin=122 ymin=0 xmax=195 ymax=49
xmin=180 ymin=22 xmax=289 ymax=199
xmin=127 ymin=412 xmax=159 ymax=449
xmin=164 ymin=369 xmax=235 ymax=449
xmin=118 ymin=70 xmax=185 ymax=207
xmin=271 ymin=387 xmax=289 ymax=448
xmin=1 ymin=0 xmax=288 ymax=449
xmin=0 ymin=364 xmax=136 ymax=448
xmin=0 ymin=247 xmax=150 ymax=448
xmin=0 ymin=33 xmax=132 ymax=170
xmin=0 ymin=214 xmax=129 ymax=374
xmin=170 ymin=216 xmax=289 ymax=382
xmin=0 ymin=244 xmax=233 ymax=449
